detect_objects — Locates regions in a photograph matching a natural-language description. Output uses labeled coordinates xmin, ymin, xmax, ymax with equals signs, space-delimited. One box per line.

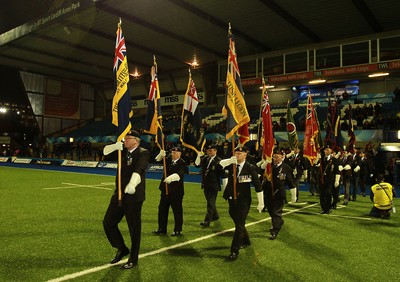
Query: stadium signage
xmin=97 ymin=162 xmax=118 ymax=169
xmin=131 ymin=92 xmax=205 ymax=109
xmin=265 ymin=59 xmax=400 ymax=83
xmin=0 ymin=157 xmax=9 ymax=162
xmin=62 ymin=160 xmax=98 ymax=168
xmin=13 ymin=158 xmax=32 ymax=164
xmin=146 ymin=164 xmax=164 ymax=173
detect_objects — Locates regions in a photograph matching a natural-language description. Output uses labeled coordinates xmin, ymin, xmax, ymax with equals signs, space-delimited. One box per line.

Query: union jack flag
xmin=112 ymin=21 xmax=132 ymax=142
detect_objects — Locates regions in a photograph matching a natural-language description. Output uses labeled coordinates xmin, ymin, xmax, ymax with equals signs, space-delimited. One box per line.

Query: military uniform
xmin=200 ymin=152 xmax=227 ymax=225
xmin=263 ymin=161 xmax=295 ymax=237
xmin=156 ymin=155 xmax=188 ymax=234
xmin=223 ymin=159 xmax=262 ymax=256
xmin=339 ymin=153 xmax=353 ymax=204
xmin=103 ymin=133 xmax=150 ymax=267
xmin=350 ymin=152 xmax=361 ymax=201
xmin=288 ymin=151 xmax=307 ymax=201
xmin=319 ymin=154 xmax=339 ymax=213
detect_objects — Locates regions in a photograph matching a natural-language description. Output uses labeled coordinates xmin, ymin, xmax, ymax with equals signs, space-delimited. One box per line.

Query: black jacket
xmin=223 ymin=160 xmax=262 ymax=200
xmin=118 ymin=147 xmax=150 ymax=202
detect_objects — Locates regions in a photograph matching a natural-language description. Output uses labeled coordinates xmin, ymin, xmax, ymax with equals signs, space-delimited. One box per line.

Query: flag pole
xmin=255 ymin=78 xmax=265 ymax=151
xmin=154 ymin=55 xmax=169 ymax=195
xmin=232 ymin=134 xmax=237 ymax=200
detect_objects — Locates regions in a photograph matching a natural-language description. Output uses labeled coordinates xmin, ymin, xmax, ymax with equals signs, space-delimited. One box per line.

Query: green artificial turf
xmin=0 ymin=166 xmax=399 ymax=282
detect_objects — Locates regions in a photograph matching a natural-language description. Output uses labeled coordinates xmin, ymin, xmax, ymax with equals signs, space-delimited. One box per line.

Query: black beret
xmin=234 ymin=146 xmax=248 ymax=153
xmin=206 ymin=144 xmax=217 ymax=150
xmin=273 ymin=149 xmax=285 ymax=155
xmin=126 ymin=130 xmax=140 ymax=138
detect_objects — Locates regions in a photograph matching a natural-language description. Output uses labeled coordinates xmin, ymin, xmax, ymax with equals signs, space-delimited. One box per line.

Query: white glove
xmin=334 ymin=174 xmax=340 ymax=188
xmin=220 ymin=156 xmax=237 ymax=168
xmin=370 ymin=174 xmax=373 ymax=178
xmin=125 ymin=172 xmax=141 ymax=194
xmin=315 ymin=163 xmax=320 ymax=167
xmin=256 ymin=191 xmax=264 ymax=213
xmin=343 ymin=164 xmax=351 ymax=170
xmin=256 ymin=159 xmax=265 ymax=167
xmin=335 ymin=151 xmax=341 ymax=159
xmin=290 ymin=188 xmax=297 ymax=203
xmin=155 ymin=150 xmax=166 ymax=161
xmin=103 ymin=141 xmax=123 ymax=156
xmin=195 ymin=151 xmax=204 ymax=166
xmin=293 ymin=168 xmax=298 ymax=177
xmin=260 ymin=158 xmax=272 ymax=170
xmin=338 ymin=165 xmax=344 ymax=172
xmin=164 ymin=173 xmax=180 ymax=184
xmin=222 ymin=178 xmax=228 ymax=192
xmin=286 ymin=150 xmax=294 ymax=158
xmin=303 ymin=170 xmax=308 ymax=179
xmin=354 ymin=165 xmax=360 ymax=173
xmin=221 ymin=178 xmax=228 ymax=192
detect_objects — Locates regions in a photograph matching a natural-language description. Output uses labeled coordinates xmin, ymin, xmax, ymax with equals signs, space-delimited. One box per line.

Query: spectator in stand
xmin=363 ymin=120 xmax=371 ymax=129
xmin=373 ymin=102 xmax=382 ymax=117
xmin=367 ymin=104 xmax=374 ymax=116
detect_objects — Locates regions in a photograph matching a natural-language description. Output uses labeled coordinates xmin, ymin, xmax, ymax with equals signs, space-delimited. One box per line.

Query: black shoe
xmin=227 ymin=252 xmax=238 ymax=260
xmin=152 ymin=229 xmax=167 ymax=235
xmin=171 ymin=231 xmax=182 ymax=236
xmin=121 ymin=259 xmax=138 ymax=269
xmin=269 ymin=234 xmax=277 ymax=240
xmin=211 ymin=217 xmax=219 ymax=222
xmin=110 ymin=247 xmax=130 ymax=264
xmin=200 ymin=221 xmax=210 ymax=227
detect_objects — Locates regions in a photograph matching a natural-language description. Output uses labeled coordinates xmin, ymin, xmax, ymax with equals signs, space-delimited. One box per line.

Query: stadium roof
xmin=2 ymin=0 xmax=400 ymax=91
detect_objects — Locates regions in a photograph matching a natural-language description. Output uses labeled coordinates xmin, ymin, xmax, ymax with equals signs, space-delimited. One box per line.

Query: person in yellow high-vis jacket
xmin=370 ymin=174 xmax=394 ymax=219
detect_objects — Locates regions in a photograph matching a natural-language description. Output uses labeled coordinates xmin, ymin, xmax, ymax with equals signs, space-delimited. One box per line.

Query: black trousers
xmin=158 ymin=192 xmax=183 ymax=232
xmin=265 ymin=187 xmax=285 ymax=235
xmin=228 ymin=198 xmax=251 ymax=253
xmin=203 ymin=188 xmax=219 ymax=222
xmin=103 ymin=194 xmax=143 ymax=263
xmin=320 ymin=181 xmax=333 ymax=212
xmin=351 ymin=176 xmax=359 ymax=200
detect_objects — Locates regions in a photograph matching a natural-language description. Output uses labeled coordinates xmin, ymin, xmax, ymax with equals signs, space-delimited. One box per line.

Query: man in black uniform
xmin=220 ymin=146 xmax=264 ymax=260
xmin=319 ymin=144 xmax=340 ymax=214
xmin=102 ymin=130 xmax=150 ymax=269
xmin=263 ymin=150 xmax=296 ymax=240
xmin=287 ymin=147 xmax=307 ymax=202
xmin=195 ymin=144 xmax=227 ymax=227
xmin=153 ymin=146 xmax=188 ymax=236
xmin=350 ymin=149 xmax=361 ymax=201
xmin=339 ymin=149 xmax=353 ymax=205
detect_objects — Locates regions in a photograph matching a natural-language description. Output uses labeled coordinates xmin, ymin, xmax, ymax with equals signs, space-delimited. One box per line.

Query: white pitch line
xmin=47 ymin=203 xmax=319 ymax=282
xmin=43 ymin=182 xmax=113 ymax=191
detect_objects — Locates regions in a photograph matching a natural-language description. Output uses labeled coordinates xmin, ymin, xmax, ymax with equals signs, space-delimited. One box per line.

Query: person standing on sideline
xmin=153 ymin=146 xmax=188 ymax=236
xmin=359 ymin=150 xmax=374 ymax=197
xmin=370 ymin=174 xmax=394 ymax=218
xmin=102 ymin=130 xmax=150 ymax=269
xmin=195 ymin=144 xmax=228 ymax=227
xmin=319 ymin=144 xmax=340 ymax=214
xmin=219 ymin=146 xmax=264 ymax=261
xmin=263 ymin=149 xmax=296 ymax=240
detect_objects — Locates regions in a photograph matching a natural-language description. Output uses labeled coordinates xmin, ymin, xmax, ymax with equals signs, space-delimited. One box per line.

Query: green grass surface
xmin=0 ymin=166 xmax=399 ymax=282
